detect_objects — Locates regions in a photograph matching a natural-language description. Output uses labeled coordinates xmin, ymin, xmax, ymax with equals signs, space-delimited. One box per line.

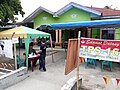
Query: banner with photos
xmin=79 ymin=38 xmax=120 ymax=62
xmin=0 ymin=40 xmax=13 ymax=59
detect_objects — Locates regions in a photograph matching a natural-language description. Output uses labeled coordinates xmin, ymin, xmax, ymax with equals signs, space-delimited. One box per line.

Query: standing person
xmin=39 ymin=40 xmax=47 ymax=71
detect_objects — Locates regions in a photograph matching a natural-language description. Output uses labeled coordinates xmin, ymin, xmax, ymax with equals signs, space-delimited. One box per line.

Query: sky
xmin=17 ymin=0 xmax=120 ymax=22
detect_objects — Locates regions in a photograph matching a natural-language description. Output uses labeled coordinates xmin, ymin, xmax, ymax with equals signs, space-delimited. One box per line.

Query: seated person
xmin=29 ymin=42 xmax=37 ymax=56
xmin=28 ymin=42 xmax=37 ymax=67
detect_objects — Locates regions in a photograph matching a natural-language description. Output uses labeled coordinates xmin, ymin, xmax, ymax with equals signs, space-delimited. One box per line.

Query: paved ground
xmin=3 ymin=47 xmax=120 ymax=90
xmin=5 ymin=48 xmax=76 ymax=90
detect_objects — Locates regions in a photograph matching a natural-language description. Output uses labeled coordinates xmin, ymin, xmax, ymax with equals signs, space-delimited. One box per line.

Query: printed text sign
xmin=79 ymin=38 xmax=120 ymax=62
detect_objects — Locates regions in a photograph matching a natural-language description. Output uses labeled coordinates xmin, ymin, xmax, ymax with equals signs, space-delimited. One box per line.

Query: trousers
xmin=39 ymin=55 xmax=46 ymax=70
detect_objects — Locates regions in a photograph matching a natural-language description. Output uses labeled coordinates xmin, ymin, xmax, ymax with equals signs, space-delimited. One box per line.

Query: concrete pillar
xmin=56 ymin=30 xmax=58 ymax=43
xmin=87 ymin=28 xmax=91 ymax=38
xmin=59 ymin=30 xmax=62 ymax=45
xmin=100 ymin=30 xmax=102 ymax=39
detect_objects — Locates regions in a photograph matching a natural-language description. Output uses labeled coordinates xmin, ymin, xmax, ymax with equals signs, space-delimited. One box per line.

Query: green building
xmin=22 ymin=2 xmax=120 ymax=46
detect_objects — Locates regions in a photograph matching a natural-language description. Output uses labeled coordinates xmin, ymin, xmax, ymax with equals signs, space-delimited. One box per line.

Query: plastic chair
xmin=101 ymin=61 xmax=112 ymax=71
xmin=85 ymin=58 xmax=97 ymax=69
xmin=16 ymin=55 xmax=24 ymax=68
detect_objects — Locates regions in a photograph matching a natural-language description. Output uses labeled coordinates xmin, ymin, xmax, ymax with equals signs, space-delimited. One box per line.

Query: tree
xmin=0 ymin=0 xmax=25 ymax=26
xmin=104 ymin=5 xmax=112 ymax=9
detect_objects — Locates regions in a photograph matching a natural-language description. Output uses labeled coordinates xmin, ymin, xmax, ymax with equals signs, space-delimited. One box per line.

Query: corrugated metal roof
xmin=88 ymin=7 xmax=120 ymax=17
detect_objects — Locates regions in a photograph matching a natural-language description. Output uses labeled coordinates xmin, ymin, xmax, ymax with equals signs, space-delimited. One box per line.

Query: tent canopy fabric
xmin=46 ymin=19 xmax=120 ymax=29
xmin=0 ymin=26 xmax=51 ymax=38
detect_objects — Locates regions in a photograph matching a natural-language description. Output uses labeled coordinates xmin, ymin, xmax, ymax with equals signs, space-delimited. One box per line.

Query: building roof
xmin=54 ymin=2 xmax=101 ymax=17
xmin=0 ymin=25 xmax=17 ymax=29
xmin=23 ymin=6 xmax=54 ymax=22
xmin=23 ymin=2 xmax=102 ymax=22
xmin=88 ymin=7 xmax=120 ymax=17
xmin=23 ymin=2 xmax=120 ymax=22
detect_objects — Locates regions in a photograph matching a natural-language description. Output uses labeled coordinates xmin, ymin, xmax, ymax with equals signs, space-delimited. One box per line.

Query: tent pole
xmin=14 ymin=43 xmax=17 ymax=70
xmin=24 ymin=38 xmax=30 ymax=69
xmin=18 ymin=37 xmax=20 ymax=57
xmin=76 ymin=31 xmax=81 ymax=90
xmin=11 ymin=32 xmax=17 ymax=70
xmin=50 ymin=36 xmax=54 ymax=63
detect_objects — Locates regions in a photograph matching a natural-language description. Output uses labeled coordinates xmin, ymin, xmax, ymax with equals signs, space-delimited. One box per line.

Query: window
xmin=101 ymin=30 xmax=114 ymax=40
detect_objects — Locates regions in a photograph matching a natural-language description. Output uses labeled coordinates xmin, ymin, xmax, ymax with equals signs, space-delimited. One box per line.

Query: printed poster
xmin=0 ymin=40 xmax=13 ymax=59
xmin=79 ymin=38 xmax=120 ymax=62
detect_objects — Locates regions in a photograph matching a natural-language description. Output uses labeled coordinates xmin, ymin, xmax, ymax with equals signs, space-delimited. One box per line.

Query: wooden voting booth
xmin=65 ymin=36 xmax=81 ymax=90
xmin=65 ymin=31 xmax=81 ymax=90
xmin=65 ymin=39 xmax=78 ymax=75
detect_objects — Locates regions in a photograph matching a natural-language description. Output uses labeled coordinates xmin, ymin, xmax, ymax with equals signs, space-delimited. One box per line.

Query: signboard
xmin=22 ymin=38 xmax=33 ymax=43
xmin=79 ymin=38 xmax=120 ymax=62
xmin=0 ymin=40 xmax=13 ymax=59
xmin=12 ymin=38 xmax=18 ymax=44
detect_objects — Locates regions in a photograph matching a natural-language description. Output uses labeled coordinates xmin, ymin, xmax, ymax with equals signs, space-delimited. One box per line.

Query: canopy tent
xmin=46 ymin=19 xmax=120 ymax=29
xmin=0 ymin=26 xmax=50 ymax=38
xmin=0 ymin=26 xmax=51 ymax=69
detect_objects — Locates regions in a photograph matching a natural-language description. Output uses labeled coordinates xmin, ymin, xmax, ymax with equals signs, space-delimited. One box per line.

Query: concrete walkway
xmin=4 ymin=47 xmax=120 ymax=90
xmin=5 ymin=49 xmax=75 ymax=90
